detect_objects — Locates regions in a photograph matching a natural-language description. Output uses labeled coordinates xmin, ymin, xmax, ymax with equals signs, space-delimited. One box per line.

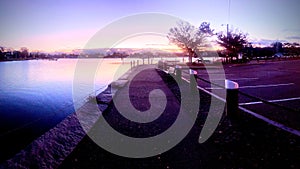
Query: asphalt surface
xmin=191 ymin=60 xmax=300 ymax=130
xmin=59 ymin=66 xmax=300 ymax=169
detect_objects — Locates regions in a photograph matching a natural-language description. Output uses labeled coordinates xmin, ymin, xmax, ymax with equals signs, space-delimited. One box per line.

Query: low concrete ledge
xmin=0 ymin=85 xmax=116 ymax=169
xmin=118 ymin=73 xmax=130 ymax=80
xmin=96 ymin=85 xmax=113 ymax=105
xmin=111 ymin=79 xmax=129 ymax=89
xmin=0 ymin=112 xmax=85 ymax=169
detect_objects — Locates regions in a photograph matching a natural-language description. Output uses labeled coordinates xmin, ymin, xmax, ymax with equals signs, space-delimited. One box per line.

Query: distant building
xmin=13 ymin=51 xmax=21 ymax=59
xmin=4 ymin=51 xmax=13 ymax=59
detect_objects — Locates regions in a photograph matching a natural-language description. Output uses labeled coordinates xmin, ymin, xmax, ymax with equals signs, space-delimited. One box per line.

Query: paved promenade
xmin=59 ymin=66 xmax=300 ymax=169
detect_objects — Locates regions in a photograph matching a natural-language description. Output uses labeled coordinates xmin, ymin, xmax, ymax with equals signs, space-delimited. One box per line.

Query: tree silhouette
xmin=0 ymin=46 xmax=4 ymax=60
xmin=20 ymin=47 xmax=29 ymax=58
xmin=217 ymin=28 xmax=248 ymax=62
xmin=199 ymin=22 xmax=214 ymax=36
xmin=272 ymin=41 xmax=283 ymax=54
xmin=167 ymin=21 xmax=210 ymax=63
xmin=283 ymin=42 xmax=300 ymax=57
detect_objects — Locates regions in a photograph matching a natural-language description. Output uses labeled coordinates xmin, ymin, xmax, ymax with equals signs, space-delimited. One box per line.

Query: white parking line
xmin=239 ymin=101 xmax=263 ymax=105
xmin=230 ymin=77 xmax=259 ymax=81
xmin=239 ymin=83 xmax=294 ymax=89
xmin=208 ymin=77 xmax=259 ymax=81
xmin=205 ymin=87 xmax=223 ymax=90
xmin=181 ymin=74 xmax=300 ymax=137
xmin=205 ymin=83 xmax=295 ymax=90
xmin=239 ymin=97 xmax=300 ymax=106
xmin=269 ymin=97 xmax=300 ymax=103
xmin=239 ymin=106 xmax=300 ymax=137
xmin=181 ymin=77 xmax=226 ymax=102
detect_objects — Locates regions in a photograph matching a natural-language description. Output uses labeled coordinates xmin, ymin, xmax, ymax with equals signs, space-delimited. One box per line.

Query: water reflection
xmin=0 ymin=58 xmax=127 ymax=162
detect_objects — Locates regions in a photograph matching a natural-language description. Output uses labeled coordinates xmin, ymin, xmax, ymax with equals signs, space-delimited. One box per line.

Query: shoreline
xmin=0 ymin=65 xmax=135 ymax=168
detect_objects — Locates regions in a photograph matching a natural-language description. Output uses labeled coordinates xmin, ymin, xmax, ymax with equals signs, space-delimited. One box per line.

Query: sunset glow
xmin=114 ymin=34 xmax=182 ymax=52
xmin=0 ymin=0 xmax=299 ymax=52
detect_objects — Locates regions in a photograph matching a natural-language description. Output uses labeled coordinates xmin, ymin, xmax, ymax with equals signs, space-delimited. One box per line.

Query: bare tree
xmin=167 ymin=21 xmax=209 ymax=63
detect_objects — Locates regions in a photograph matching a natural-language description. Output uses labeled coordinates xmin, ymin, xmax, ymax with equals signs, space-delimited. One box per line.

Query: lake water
xmin=0 ymin=58 xmax=130 ymax=162
xmin=0 ymin=56 xmax=220 ymax=162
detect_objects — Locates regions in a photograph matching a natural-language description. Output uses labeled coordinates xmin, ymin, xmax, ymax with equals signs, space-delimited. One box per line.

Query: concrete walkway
xmin=59 ymin=66 xmax=210 ymax=168
xmin=59 ymin=66 xmax=300 ymax=169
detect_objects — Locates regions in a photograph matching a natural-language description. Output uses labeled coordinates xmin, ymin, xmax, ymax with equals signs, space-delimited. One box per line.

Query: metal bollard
xmin=225 ymin=79 xmax=239 ymax=119
xmin=157 ymin=60 xmax=160 ymax=69
xmin=163 ymin=60 xmax=167 ymax=71
xmin=158 ymin=60 xmax=163 ymax=69
xmin=175 ymin=65 xmax=182 ymax=83
xmin=189 ymin=69 xmax=198 ymax=93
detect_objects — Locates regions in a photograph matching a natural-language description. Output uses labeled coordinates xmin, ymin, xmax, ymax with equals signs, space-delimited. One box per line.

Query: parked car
xmin=273 ymin=52 xmax=283 ymax=58
xmin=193 ymin=58 xmax=211 ymax=64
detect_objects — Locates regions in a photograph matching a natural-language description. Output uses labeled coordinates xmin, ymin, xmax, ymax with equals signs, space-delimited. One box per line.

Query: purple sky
xmin=0 ymin=0 xmax=299 ymax=52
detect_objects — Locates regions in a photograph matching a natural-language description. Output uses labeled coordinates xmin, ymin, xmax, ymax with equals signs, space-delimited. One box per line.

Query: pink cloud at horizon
xmin=18 ymin=29 xmax=98 ymax=53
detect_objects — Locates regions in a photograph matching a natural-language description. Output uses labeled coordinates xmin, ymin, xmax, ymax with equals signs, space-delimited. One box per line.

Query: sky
xmin=0 ymin=0 xmax=300 ymax=52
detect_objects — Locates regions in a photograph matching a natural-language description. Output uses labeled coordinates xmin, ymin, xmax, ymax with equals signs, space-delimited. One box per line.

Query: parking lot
xmin=188 ymin=60 xmax=300 ymax=131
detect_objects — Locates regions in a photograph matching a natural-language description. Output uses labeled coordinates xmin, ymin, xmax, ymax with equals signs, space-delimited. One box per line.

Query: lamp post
xmin=220 ymin=0 xmax=231 ymax=63
xmin=221 ymin=23 xmax=230 ymax=63
xmin=225 ymin=0 xmax=231 ymax=62
xmin=228 ymin=0 xmax=231 ymax=62
xmin=228 ymin=0 xmax=231 ymax=24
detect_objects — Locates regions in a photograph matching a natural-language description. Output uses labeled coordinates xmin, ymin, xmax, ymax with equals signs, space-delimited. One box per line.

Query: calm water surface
xmin=0 ymin=58 xmax=129 ymax=162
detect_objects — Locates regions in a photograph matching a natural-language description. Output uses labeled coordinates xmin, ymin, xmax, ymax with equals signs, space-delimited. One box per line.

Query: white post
xmin=225 ymin=79 xmax=239 ymax=119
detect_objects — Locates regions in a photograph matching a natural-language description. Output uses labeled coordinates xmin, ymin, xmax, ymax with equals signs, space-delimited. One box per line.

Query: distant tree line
xmin=0 ymin=47 xmax=79 ymax=61
xmin=167 ymin=21 xmax=300 ymax=63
